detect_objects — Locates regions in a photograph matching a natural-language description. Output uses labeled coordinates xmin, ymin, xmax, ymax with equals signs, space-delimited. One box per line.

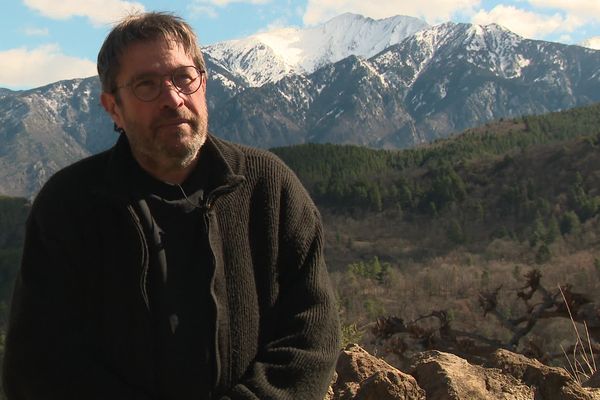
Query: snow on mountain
xmin=460 ymin=23 xmax=529 ymax=79
xmin=385 ymin=22 xmax=531 ymax=88
xmin=204 ymin=13 xmax=428 ymax=87
xmin=209 ymin=18 xmax=600 ymax=151
xmin=204 ymin=37 xmax=295 ymax=87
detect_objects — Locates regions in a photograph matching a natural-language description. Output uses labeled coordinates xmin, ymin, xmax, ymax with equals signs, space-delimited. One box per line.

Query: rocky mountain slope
xmin=1 ymin=13 xmax=600 ymax=197
xmin=213 ymin=22 xmax=600 ymax=148
xmin=0 ymin=78 xmax=111 ymax=197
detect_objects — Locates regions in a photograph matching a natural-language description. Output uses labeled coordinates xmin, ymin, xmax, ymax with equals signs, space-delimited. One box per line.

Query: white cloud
xmin=525 ymin=0 xmax=600 ymax=38
xmin=0 ymin=45 xmax=97 ymax=89
xmin=23 ymin=26 xmax=49 ymax=36
xmin=559 ymin=34 xmax=573 ymax=43
xmin=580 ymin=36 xmax=600 ymax=50
xmin=528 ymin=0 xmax=600 ymax=21
xmin=263 ymin=17 xmax=292 ymax=32
xmin=23 ymin=0 xmax=145 ymax=26
xmin=206 ymin=0 xmax=270 ymax=5
xmin=302 ymin=0 xmax=481 ymax=25
xmin=189 ymin=0 xmax=271 ymax=18
xmin=188 ymin=5 xmax=219 ymax=19
xmin=471 ymin=5 xmax=574 ymax=39
xmin=188 ymin=0 xmax=271 ymax=19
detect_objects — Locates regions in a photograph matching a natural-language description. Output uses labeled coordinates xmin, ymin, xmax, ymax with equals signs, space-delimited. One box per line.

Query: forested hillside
xmin=273 ymin=103 xmax=600 ymax=258
xmin=272 ymin=103 xmax=600 ymax=365
xmin=273 ymin=103 xmax=600 ymax=218
xmin=0 ymin=196 xmax=29 ymax=374
xmin=0 ymin=197 xmax=28 ymax=312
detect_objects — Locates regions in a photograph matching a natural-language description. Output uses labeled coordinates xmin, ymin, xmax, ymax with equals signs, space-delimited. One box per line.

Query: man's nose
xmin=159 ymin=80 xmax=185 ymax=108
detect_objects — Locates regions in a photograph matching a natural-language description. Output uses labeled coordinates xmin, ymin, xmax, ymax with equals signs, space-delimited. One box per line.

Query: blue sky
xmin=1 ymin=0 xmax=599 ymax=90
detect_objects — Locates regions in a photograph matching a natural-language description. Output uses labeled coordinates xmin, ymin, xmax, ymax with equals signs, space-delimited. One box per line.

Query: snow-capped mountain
xmin=210 ymin=22 xmax=600 ymax=148
xmin=204 ymin=13 xmax=428 ymax=87
xmin=2 ymin=15 xmax=600 ymax=198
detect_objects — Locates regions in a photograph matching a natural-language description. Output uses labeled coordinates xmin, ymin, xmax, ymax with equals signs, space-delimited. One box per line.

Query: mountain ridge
xmin=211 ymin=22 xmax=600 ymax=148
xmin=203 ymin=13 xmax=429 ymax=87
xmin=1 ymin=14 xmax=600 ymax=197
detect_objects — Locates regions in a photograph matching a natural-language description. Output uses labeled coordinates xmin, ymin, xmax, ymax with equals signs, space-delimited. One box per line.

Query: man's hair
xmin=97 ymin=11 xmax=206 ymax=93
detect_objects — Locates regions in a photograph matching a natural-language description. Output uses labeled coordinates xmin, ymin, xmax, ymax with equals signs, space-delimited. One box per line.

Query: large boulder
xmin=489 ymin=348 xmax=600 ymax=400
xmin=411 ymin=350 xmax=533 ymax=400
xmin=327 ymin=345 xmax=600 ymax=400
xmin=329 ymin=343 xmax=425 ymax=400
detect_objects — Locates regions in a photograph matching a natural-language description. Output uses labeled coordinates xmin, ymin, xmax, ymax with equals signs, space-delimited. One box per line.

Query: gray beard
xmin=163 ymin=129 xmax=206 ymax=169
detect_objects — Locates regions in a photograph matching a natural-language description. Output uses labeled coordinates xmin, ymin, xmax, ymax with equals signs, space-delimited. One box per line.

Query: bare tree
xmin=371 ymin=269 xmax=600 ymax=364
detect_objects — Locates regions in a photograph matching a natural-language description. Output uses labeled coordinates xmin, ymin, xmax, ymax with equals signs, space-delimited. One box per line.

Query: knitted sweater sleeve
xmin=2 ymin=183 xmax=154 ymax=400
xmin=220 ymin=165 xmax=340 ymax=400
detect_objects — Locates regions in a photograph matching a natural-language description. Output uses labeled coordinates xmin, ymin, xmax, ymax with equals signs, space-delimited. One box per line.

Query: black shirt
xmin=131 ymin=155 xmax=216 ymax=399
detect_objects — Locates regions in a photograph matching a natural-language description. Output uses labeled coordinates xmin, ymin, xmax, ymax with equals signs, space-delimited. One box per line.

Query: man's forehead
xmin=118 ymin=38 xmax=193 ymax=76
xmin=122 ymin=37 xmax=184 ymax=56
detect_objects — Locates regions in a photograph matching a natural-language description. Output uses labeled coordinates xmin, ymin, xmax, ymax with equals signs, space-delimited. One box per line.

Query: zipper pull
xmin=169 ymin=314 xmax=179 ymax=334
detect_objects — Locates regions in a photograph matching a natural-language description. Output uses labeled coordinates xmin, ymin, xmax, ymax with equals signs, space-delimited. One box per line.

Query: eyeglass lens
xmin=131 ymin=66 xmax=202 ymax=101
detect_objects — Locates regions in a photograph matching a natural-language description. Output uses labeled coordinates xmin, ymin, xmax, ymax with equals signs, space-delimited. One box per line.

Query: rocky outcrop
xmin=412 ymin=350 xmax=533 ymax=399
xmin=328 ymin=344 xmax=600 ymax=400
xmin=328 ymin=344 xmax=425 ymax=400
xmin=488 ymin=349 xmax=600 ymax=400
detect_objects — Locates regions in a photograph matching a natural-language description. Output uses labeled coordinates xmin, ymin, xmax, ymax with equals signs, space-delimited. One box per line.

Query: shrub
xmin=560 ymin=211 xmax=581 ymax=235
xmin=347 ymin=256 xmax=390 ymax=284
xmin=535 ymin=244 xmax=551 ymax=264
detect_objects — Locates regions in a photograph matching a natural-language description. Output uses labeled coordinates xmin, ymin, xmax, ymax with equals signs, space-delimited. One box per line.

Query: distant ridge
xmin=1 ymin=14 xmax=600 ymax=198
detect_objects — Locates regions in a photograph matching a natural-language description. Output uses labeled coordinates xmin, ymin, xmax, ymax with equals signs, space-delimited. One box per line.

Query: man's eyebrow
xmin=128 ymin=66 xmax=191 ymax=81
xmin=129 ymin=71 xmax=159 ymax=81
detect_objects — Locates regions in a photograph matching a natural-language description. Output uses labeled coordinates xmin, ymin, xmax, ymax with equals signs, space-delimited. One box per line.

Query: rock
xmin=330 ymin=343 xmax=425 ymax=400
xmin=355 ymin=370 xmax=425 ymax=400
xmin=327 ymin=345 xmax=600 ymax=400
xmin=336 ymin=344 xmax=397 ymax=383
xmin=489 ymin=348 xmax=599 ymax=400
xmin=411 ymin=350 xmax=533 ymax=400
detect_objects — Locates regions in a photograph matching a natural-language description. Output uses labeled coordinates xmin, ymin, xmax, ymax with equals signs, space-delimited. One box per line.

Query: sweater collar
xmin=101 ymin=133 xmax=246 ymax=202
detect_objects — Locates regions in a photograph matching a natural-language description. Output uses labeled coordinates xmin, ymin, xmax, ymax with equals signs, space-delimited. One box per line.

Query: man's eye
xmin=174 ymin=74 xmax=195 ymax=85
xmin=134 ymin=79 xmax=158 ymax=89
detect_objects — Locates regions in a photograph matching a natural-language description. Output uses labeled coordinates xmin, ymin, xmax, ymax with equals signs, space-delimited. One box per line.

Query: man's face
xmin=101 ymin=38 xmax=208 ymax=177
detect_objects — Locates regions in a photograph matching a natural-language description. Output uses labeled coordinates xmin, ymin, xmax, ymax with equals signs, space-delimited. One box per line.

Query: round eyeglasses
xmin=113 ymin=65 xmax=205 ymax=102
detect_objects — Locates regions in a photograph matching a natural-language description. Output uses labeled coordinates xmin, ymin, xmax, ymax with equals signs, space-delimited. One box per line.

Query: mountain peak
xmin=204 ymin=13 xmax=429 ymax=87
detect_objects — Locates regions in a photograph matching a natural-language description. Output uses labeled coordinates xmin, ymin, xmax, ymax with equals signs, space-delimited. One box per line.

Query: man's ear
xmin=200 ymin=73 xmax=207 ymax=94
xmin=100 ymin=92 xmax=124 ymax=129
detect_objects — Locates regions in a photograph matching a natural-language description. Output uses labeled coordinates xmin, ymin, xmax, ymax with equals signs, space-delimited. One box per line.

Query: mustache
xmin=152 ymin=108 xmax=198 ymax=126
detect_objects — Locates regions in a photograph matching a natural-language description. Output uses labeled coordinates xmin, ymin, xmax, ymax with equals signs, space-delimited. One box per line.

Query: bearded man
xmin=2 ymin=12 xmax=339 ymax=400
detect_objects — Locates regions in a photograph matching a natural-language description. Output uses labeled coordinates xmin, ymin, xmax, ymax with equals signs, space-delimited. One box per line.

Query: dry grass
xmin=559 ymin=285 xmax=597 ymax=385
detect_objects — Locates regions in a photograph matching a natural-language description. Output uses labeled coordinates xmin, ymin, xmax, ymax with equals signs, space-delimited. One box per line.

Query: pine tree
xmin=560 ymin=211 xmax=581 ymax=235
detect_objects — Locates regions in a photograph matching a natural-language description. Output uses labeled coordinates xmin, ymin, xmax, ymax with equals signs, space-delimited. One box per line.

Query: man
xmin=2 ymin=12 xmax=339 ymax=399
